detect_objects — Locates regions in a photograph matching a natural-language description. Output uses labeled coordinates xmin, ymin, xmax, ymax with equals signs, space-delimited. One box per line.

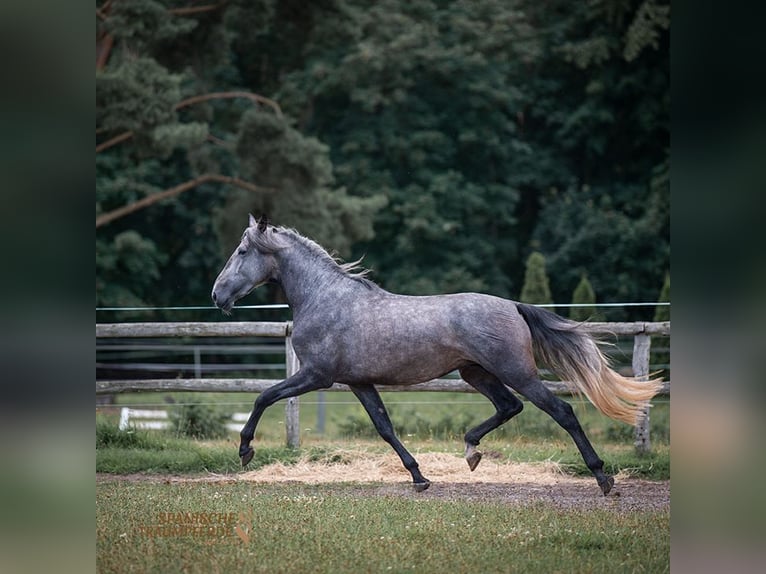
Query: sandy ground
xmin=97 ymin=451 xmax=669 ymax=511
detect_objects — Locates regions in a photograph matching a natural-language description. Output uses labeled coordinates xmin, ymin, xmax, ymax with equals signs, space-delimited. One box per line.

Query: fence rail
xmin=118 ymin=407 xmax=247 ymax=433
xmin=96 ymin=321 xmax=290 ymax=338
xmin=97 ymin=321 xmax=670 ymax=452
xmin=97 ymin=377 xmax=670 ymax=395
xmin=96 ymin=321 xmax=669 ymax=339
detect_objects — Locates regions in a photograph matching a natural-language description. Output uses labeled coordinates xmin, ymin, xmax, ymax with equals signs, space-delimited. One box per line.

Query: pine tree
xmin=569 ymin=274 xmax=598 ymax=322
xmin=653 ymin=271 xmax=670 ymax=321
xmin=652 ymin=271 xmax=670 ymax=379
xmin=95 ymin=0 xmax=669 ymax=312
xmin=520 ymin=252 xmax=554 ymax=310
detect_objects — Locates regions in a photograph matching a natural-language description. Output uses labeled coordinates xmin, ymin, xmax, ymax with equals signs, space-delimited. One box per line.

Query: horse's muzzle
xmin=211 ymin=289 xmax=232 ymax=313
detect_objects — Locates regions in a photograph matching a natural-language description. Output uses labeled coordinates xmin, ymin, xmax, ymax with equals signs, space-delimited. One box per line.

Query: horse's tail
xmin=516 ymin=303 xmax=663 ymax=426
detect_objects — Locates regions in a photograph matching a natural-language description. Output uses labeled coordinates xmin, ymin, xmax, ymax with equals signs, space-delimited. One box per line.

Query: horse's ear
xmin=257 ymin=214 xmax=269 ymax=232
xmin=248 ymin=213 xmax=257 ymax=227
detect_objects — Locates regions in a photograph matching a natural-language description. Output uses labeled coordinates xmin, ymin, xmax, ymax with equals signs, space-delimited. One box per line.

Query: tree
xmin=214 ymin=109 xmax=386 ymax=259
xmin=532 ymin=182 xmax=668 ymax=319
xmin=653 ymin=271 xmax=670 ymax=322
xmin=264 ymin=0 xmax=542 ymax=296
xmin=95 ymin=1 xmax=385 ymax=314
xmin=519 ymin=252 xmax=553 ymax=309
xmin=95 ymin=1 xmax=669 ymax=314
xmin=652 ymin=270 xmax=670 ymax=378
xmin=523 ymin=0 xmax=669 ymax=318
xmin=570 ymin=274 xmax=600 ymax=322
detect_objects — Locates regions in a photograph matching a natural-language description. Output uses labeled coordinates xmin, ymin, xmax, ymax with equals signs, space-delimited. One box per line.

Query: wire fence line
xmin=98 ymin=302 xmax=669 ymax=312
xmin=98 ymin=397 xmax=671 ymax=409
xmin=96 ymin=304 xmax=290 ymax=312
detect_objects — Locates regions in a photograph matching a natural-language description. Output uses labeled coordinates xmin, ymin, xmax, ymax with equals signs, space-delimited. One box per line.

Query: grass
xmin=96 ymin=395 xmax=669 ymax=479
xmin=97 ymin=394 xmax=669 ymax=573
xmin=96 ymin=419 xmax=298 ymax=474
xmin=96 ymin=481 xmax=669 ymax=574
xmin=103 ymin=391 xmax=670 ymax=443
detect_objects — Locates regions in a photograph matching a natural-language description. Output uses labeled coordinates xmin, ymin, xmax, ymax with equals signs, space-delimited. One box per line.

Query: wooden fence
xmin=96 ymin=321 xmax=670 ymax=453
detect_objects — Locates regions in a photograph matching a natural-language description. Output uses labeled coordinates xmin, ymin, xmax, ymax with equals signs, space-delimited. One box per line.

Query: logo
xmin=134 ymin=509 xmax=254 ymax=546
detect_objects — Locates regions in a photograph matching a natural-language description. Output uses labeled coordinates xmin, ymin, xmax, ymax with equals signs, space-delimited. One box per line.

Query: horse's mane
xmin=248 ymin=225 xmax=378 ymax=288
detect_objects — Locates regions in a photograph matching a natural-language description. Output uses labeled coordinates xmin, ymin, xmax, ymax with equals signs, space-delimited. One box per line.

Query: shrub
xmin=96 ymin=419 xmax=158 ymax=450
xmin=652 ymin=272 xmax=670 ymax=379
xmin=169 ymin=399 xmax=229 ymax=439
xmin=569 ymin=274 xmax=602 ymax=322
xmin=653 ymin=272 xmax=670 ymax=322
xmin=334 ymin=407 xmax=479 ymax=441
xmin=519 ymin=251 xmax=553 ymax=310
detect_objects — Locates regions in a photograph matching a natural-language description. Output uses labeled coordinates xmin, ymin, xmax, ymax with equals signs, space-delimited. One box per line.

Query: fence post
xmin=316 ymin=391 xmax=326 ymax=434
xmin=193 ymin=347 xmax=202 ymax=379
xmin=284 ymin=326 xmax=300 ymax=448
xmin=632 ymin=333 xmax=652 ymax=454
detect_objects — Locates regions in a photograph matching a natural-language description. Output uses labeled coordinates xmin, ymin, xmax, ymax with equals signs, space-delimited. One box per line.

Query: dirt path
xmin=97 ymin=452 xmax=669 ymax=511
xmin=377 ymin=478 xmax=669 ymax=511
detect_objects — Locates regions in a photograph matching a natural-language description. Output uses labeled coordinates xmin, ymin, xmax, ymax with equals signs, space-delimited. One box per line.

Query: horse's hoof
xmin=599 ymin=475 xmax=615 ymax=496
xmin=240 ymin=448 xmax=255 ymax=467
xmin=466 ymin=450 xmax=483 ymax=472
xmin=413 ymin=481 xmax=431 ymax=492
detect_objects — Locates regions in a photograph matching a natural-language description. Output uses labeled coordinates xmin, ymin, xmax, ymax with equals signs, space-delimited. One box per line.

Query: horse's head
xmin=211 ymin=214 xmax=278 ymax=314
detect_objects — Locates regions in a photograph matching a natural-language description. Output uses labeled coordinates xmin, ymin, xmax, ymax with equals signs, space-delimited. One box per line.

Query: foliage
xmin=95 ymin=230 xmax=166 ymax=308
xmin=336 ymin=406 xmax=478 ymax=441
xmin=214 ymin=109 xmax=386 ymax=257
xmin=99 ymin=395 xmax=669 ymax=478
xmin=95 ymin=0 xmax=384 ymax=315
xmin=271 ymin=0 xmax=541 ymax=296
xmin=623 ymin=0 xmax=671 ymax=62
xmin=96 ymin=418 xmax=158 ymax=450
xmin=652 ymin=271 xmax=670 ymax=378
xmin=519 ymin=251 xmax=553 ymax=308
xmin=334 ymin=397 xmax=670 ymax=457
xmin=96 ymin=413 xmax=297 ymax=473
xmin=169 ymin=399 xmax=229 ymax=439
xmin=569 ymin=274 xmax=602 ymax=322
xmin=96 ymin=0 xmax=669 ymax=316
xmin=654 ymin=271 xmax=670 ymax=322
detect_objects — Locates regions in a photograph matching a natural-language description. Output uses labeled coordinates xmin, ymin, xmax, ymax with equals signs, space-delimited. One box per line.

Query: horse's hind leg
xmin=349 ymin=384 xmax=431 ymax=492
xmin=509 ymin=376 xmax=614 ymax=495
xmin=459 ymin=365 xmax=524 ymax=471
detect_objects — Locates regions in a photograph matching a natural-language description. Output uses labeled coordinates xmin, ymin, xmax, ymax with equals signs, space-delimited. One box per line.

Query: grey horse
xmin=212 ymin=215 xmax=662 ymax=494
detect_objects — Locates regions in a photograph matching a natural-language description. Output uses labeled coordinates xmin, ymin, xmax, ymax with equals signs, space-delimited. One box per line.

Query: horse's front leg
xmin=349 ymin=384 xmax=431 ymax=491
xmin=239 ymin=369 xmax=332 ymax=466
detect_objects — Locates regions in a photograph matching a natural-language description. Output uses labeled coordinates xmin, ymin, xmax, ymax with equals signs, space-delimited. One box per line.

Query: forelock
xmin=246 ymin=225 xmax=290 ymax=253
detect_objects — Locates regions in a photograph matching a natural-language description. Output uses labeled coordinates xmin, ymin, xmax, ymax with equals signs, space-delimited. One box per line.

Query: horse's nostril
xmin=211 ymin=290 xmax=217 ymax=303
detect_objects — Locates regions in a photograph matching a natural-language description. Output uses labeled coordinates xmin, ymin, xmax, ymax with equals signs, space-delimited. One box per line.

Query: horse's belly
xmin=334 ymin=340 xmax=466 ymax=386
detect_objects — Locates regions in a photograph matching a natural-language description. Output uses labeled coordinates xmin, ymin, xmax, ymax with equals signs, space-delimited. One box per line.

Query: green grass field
xmin=97 ymin=480 xmax=669 ymax=574
xmin=97 ymin=392 xmax=669 ymax=573
xmin=102 ymin=390 xmax=670 ymax=442
xmin=97 ymin=392 xmax=669 ymax=479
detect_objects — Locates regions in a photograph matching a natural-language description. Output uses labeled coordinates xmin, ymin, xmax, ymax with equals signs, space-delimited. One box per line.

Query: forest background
xmin=95 ymin=0 xmax=669 ymax=321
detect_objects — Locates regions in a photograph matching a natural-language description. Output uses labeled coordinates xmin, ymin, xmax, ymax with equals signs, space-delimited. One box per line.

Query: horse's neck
xmin=276 ymin=249 xmax=353 ymax=313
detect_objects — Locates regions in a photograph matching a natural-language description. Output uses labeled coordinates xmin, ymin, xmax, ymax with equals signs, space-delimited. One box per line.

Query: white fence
xmin=118 ymin=407 xmax=249 ymax=433
xmin=97 ymin=320 xmax=670 ymax=453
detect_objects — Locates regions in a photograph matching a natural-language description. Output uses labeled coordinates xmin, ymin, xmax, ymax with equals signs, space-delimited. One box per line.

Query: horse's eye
xmin=237 ymin=247 xmax=247 ymax=255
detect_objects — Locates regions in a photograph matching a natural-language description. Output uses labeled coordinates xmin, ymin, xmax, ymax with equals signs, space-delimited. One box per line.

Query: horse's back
xmin=298 ymin=290 xmax=528 ymax=385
